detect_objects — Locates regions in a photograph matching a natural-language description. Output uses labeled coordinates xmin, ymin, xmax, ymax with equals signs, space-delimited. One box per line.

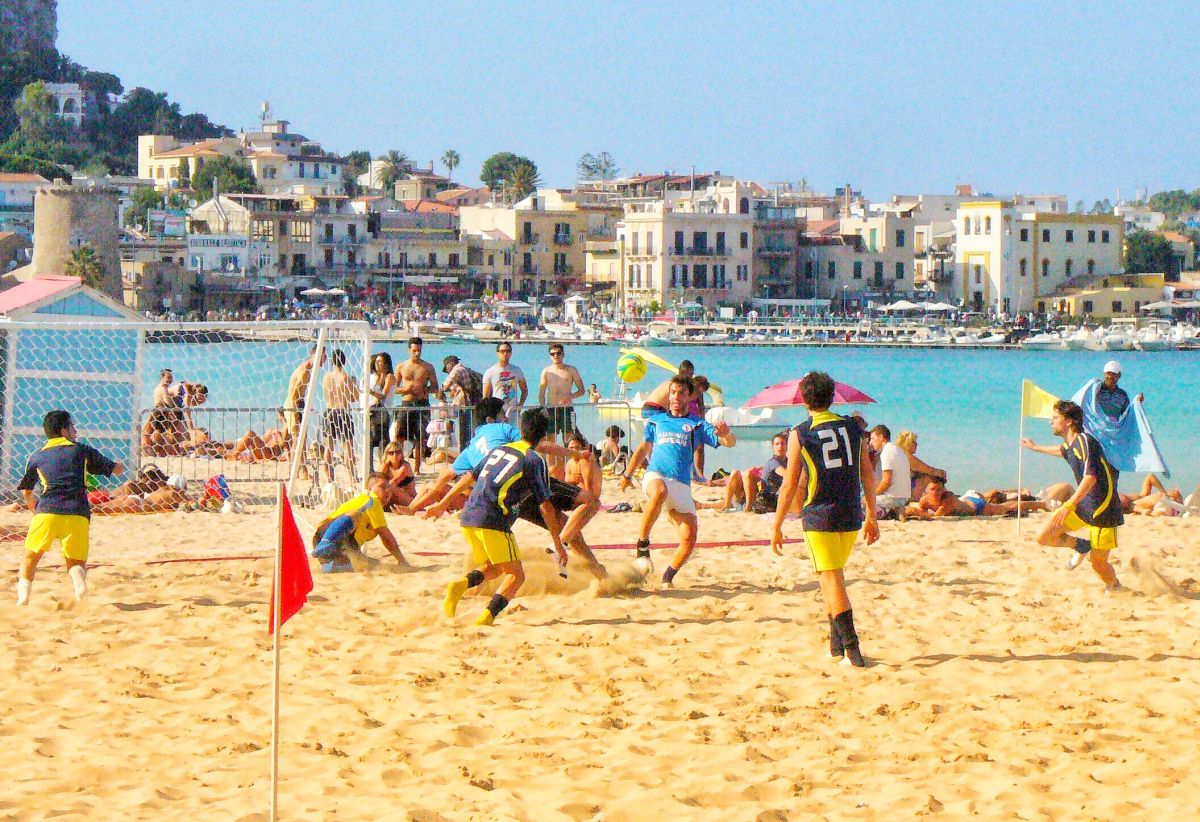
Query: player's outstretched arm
xmin=422 ymin=473 xmax=475 ymax=520
xmin=1020 ymin=437 xmax=1061 ymax=456
xmin=377 ymin=526 xmax=410 ymax=567
xmin=619 ymin=442 xmax=651 ymax=490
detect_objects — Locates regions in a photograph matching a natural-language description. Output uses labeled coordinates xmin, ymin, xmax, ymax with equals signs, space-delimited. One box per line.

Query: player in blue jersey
xmin=441 ymin=409 xmax=566 ymax=625
xmin=770 ymin=372 xmax=879 ymax=667
xmin=16 ymin=409 xmax=125 ymax=604
xmin=1021 ymin=399 xmax=1123 ymax=591
xmin=620 ymin=376 xmax=735 ymax=588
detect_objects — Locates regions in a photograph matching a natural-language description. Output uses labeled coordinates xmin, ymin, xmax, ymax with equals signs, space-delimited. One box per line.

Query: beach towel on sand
xmin=1073 ymin=379 xmax=1169 ymax=477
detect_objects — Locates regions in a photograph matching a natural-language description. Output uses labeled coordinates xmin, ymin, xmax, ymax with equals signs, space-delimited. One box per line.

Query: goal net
xmin=0 ymin=320 xmax=372 ymax=515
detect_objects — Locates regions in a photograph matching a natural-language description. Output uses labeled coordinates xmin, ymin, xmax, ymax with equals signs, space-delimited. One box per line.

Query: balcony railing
xmin=318 ymin=235 xmax=366 ymax=246
xmin=553 ymin=233 xmax=573 ymax=245
xmin=669 ymin=246 xmax=728 ymax=257
xmin=520 ymin=232 xmax=540 ymax=245
xmin=756 ymin=246 xmax=793 ymax=257
xmin=520 ymin=264 xmax=540 ymax=275
xmin=552 ymin=265 xmax=575 ymax=276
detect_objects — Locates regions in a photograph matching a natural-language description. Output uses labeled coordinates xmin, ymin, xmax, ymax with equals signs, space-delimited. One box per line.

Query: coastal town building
xmin=42 ymin=82 xmax=91 ymax=127
xmin=952 ymin=201 xmax=1124 ymax=314
xmin=371 ymin=209 xmax=468 ymax=301
xmin=138 ymin=117 xmax=346 ymax=195
xmin=1047 ymin=272 xmax=1165 ymax=319
xmin=0 ymin=172 xmax=47 ymax=237
xmin=1152 ymin=230 xmax=1195 ymax=279
xmin=1114 ymin=202 xmax=1166 ymax=232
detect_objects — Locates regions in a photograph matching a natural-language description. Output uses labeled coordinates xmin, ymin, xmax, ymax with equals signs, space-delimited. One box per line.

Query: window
xmin=692 ymin=231 xmax=707 ymax=252
xmin=630 ymin=231 xmax=638 ymax=254
xmin=1112 ymin=300 xmax=1123 ymax=313
xmin=874 ymin=261 xmax=883 ymax=281
xmin=895 ymin=229 xmax=906 ymax=247
xmin=646 ymin=233 xmax=654 ymax=255
xmin=853 ymin=261 xmax=863 ymax=279
xmin=1087 ymin=259 xmax=1095 ymax=276
xmin=523 ymin=252 xmax=533 ymax=273
xmin=324 ymin=223 xmax=334 ymax=240
xmin=984 ymin=216 xmax=991 ymax=234
xmin=1042 ymin=228 xmax=1051 ymax=242
xmin=827 ymin=261 xmax=836 ymax=279
xmin=1064 ymin=259 xmax=1072 ymax=278
xmin=627 ymin=265 xmax=635 ymax=286
xmin=716 ymin=232 xmax=726 ymax=253
xmin=288 ymin=221 xmax=311 ymax=243
xmin=964 ymin=218 xmax=971 ymax=236
xmin=1088 ymin=230 xmax=1096 ymax=243
xmin=522 ymin=221 xmax=534 ymax=243
xmin=299 ymin=162 xmax=306 ymax=178
xmin=740 ymin=231 xmax=749 ymax=249
xmin=324 ymin=248 xmax=334 ymax=267
xmin=805 ymin=261 xmax=814 ymax=280
xmin=428 ymin=252 xmax=437 ymax=267
xmin=973 ymin=218 xmax=981 ymax=234
xmin=1019 ymin=228 xmax=1029 ymax=241
xmin=1065 ymin=229 xmax=1074 ymax=243
xmin=1102 ymin=230 xmax=1110 ymax=243
xmin=974 ymin=265 xmax=982 ymax=284
xmin=681 ymin=265 xmax=689 ymax=287
xmin=1083 ymin=300 xmax=1094 ymax=313
xmin=694 ymin=264 xmax=708 ymax=288
xmin=251 ymin=219 xmax=275 ymax=242
xmin=347 ymin=250 xmax=356 ymax=267
xmin=674 ymin=231 xmax=684 ymax=253
xmin=670 ymin=265 xmax=678 ymax=287
xmin=554 ymin=252 xmax=567 ymax=273
xmin=450 ymin=252 xmax=460 ymax=268
xmin=895 ymin=261 xmax=905 ymax=280
xmin=348 ymin=224 xmax=357 ymax=239
xmin=487 ymin=254 xmax=494 ymax=266
xmin=1019 ymin=258 xmax=1027 ymax=277
xmin=1041 ymin=259 xmax=1049 ymax=277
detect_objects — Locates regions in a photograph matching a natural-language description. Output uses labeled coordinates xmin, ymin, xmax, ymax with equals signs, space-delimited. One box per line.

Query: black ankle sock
xmin=828 ymin=615 xmax=844 ymax=656
xmin=636 ymin=538 xmax=650 ymax=558
xmin=486 ymin=594 xmax=509 ymax=618
xmin=465 ymin=569 xmax=485 ymax=588
xmin=662 ymin=565 xmax=678 ymax=584
xmin=832 ymin=609 xmax=859 ymax=648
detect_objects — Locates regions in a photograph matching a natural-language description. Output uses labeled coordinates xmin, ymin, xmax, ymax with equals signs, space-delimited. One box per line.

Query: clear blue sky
xmin=59 ymin=1 xmax=1200 ymax=203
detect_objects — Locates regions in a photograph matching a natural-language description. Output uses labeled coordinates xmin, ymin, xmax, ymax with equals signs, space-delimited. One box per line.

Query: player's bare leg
xmin=660 ymin=509 xmax=697 ymax=589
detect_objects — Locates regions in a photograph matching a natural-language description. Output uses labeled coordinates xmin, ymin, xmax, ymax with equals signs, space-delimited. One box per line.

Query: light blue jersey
xmin=643 ymin=412 xmax=719 ymax=485
xmin=452 ymin=422 xmax=521 ymax=474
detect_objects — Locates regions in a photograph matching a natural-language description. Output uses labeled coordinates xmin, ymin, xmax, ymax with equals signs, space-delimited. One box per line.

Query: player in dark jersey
xmin=16 ymin=409 xmax=125 ymax=604
xmin=770 ymin=372 xmax=879 ymax=667
xmin=1021 ymin=399 xmax=1123 ymax=591
xmin=441 ymin=409 xmax=566 ymax=625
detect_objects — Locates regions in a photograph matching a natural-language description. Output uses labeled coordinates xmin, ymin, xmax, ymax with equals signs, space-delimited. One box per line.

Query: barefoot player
xmin=770 ymin=372 xmax=879 ymax=667
xmin=619 ymin=376 xmax=735 ymax=588
xmin=16 ymin=409 xmax=125 ymax=604
xmin=1021 ymin=399 xmax=1123 ymax=591
xmin=441 ymin=409 xmax=566 ymax=625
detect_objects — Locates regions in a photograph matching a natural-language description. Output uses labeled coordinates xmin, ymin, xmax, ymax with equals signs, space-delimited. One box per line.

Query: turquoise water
xmin=143 ymin=340 xmax=1198 ymax=496
xmin=377 ymin=342 xmax=1200 ymax=495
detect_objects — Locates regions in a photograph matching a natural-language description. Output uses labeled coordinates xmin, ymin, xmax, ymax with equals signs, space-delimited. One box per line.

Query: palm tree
xmin=506 ymin=161 xmax=540 ymax=203
xmin=441 ymin=149 xmax=460 ymax=180
xmin=65 ymin=245 xmax=104 ymax=289
xmin=376 ymin=150 xmax=410 ymax=193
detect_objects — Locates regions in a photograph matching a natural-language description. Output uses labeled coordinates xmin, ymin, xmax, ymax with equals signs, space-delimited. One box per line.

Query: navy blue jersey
xmin=18 ymin=437 xmax=118 ymax=518
xmin=460 ymin=440 xmax=551 ymax=533
xmin=792 ymin=412 xmax=865 ymax=533
xmin=1061 ymin=432 xmax=1123 ymax=528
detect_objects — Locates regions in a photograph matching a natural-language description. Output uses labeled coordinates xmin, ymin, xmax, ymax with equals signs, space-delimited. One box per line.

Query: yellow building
xmin=1049 ymin=273 xmax=1165 ymax=319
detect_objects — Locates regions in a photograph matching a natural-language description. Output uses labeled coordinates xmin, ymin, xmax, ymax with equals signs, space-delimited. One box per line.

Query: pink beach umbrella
xmin=744 ymin=378 xmax=876 ymax=409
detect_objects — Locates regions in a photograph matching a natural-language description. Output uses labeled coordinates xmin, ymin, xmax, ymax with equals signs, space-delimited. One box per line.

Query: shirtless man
xmin=394 ymin=337 xmax=439 ymax=474
xmin=93 ymin=476 xmax=190 ymax=515
xmin=285 ymin=345 xmax=326 ymax=437
xmin=905 ymin=479 xmax=1051 ymax=518
xmin=322 ymin=349 xmax=359 ymax=482
xmin=538 ymin=343 xmax=585 ymax=475
xmin=640 ymin=359 xmax=695 ymax=417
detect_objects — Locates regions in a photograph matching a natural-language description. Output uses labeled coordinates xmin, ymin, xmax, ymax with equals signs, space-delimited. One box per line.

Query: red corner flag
xmin=269 ymin=487 xmax=313 ymax=635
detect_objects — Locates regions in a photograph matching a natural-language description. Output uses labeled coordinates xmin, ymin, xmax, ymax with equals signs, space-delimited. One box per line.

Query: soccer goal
xmin=0 ymin=320 xmax=372 ymax=513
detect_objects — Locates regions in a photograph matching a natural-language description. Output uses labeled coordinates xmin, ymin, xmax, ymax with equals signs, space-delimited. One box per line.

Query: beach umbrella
xmin=744 ymin=378 xmax=876 ymax=409
xmin=300 ymin=287 xmax=327 ymax=296
xmin=326 ymin=287 xmax=347 ymax=296
xmin=882 ymin=299 xmax=921 ymax=312
xmin=923 ymin=301 xmax=957 ymax=311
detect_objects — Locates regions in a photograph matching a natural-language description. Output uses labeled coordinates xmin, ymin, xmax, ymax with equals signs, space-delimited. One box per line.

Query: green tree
xmin=1073 ymin=199 xmax=1085 ymax=214
xmin=1089 ymin=198 xmax=1113 ymax=215
xmin=344 ymin=150 xmax=371 ymax=179
xmin=126 ymin=185 xmax=165 ymax=227
xmin=191 ymin=155 xmax=257 ymax=196
xmin=505 ymin=159 xmax=540 ymax=201
xmin=177 ymin=158 xmax=190 ymax=189
xmin=1147 ymin=189 xmax=1200 ymax=220
xmin=376 ymin=150 xmax=410 ymax=192
xmin=14 ymin=81 xmax=62 ymax=142
xmin=65 ymin=245 xmax=104 ymax=289
xmin=480 ymin=151 xmax=519 ymax=191
xmin=340 ymin=168 xmax=359 ymax=198
xmin=0 ymin=151 xmax=70 ymax=181
xmin=577 ymin=150 xmax=619 ymax=181
xmin=441 ymin=148 xmax=460 ymax=179
xmin=1125 ymin=230 xmax=1175 ymax=275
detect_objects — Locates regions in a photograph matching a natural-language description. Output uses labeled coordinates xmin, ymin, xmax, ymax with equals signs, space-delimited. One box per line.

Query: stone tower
xmin=30 ymin=180 xmax=122 ymax=299
xmin=0 ymin=0 xmax=57 ymax=52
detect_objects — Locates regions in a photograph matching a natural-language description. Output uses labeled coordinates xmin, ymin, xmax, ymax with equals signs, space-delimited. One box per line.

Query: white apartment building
xmin=1013 ymin=193 xmax=1069 ymax=214
xmin=953 ymin=201 xmax=1123 ymax=314
xmin=1113 ymin=202 xmax=1165 ymax=232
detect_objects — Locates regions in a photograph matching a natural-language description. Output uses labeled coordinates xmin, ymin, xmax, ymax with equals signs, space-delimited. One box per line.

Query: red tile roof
xmin=0 ymin=172 xmax=49 ymax=184
xmin=1157 ymin=230 xmax=1193 ymax=244
xmin=807 ymin=219 xmax=840 ymax=235
xmin=0 ymin=275 xmax=79 ymax=314
xmin=400 ymin=199 xmax=458 ymax=215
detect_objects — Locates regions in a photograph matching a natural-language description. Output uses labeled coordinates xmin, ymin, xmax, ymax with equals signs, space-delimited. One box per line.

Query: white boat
xmin=1063 ymin=327 xmax=1092 ymax=351
xmin=543 ymin=322 xmax=579 ymax=340
xmin=1022 ymin=332 xmax=1065 ymax=351
xmin=704 ymin=406 xmax=786 ymax=440
xmin=468 ymin=320 xmax=508 ymax=340
xmin=700 ymin=331 xmax=732 ymax=342
xmin=1134 ymin=326 xmax=1174 ymax=351
xmin=1086 ymin=329 xmax=1133 ymax=352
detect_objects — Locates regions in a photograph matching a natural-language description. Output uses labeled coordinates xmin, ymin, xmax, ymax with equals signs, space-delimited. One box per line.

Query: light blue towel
xmin=1072 ymin=379 xmax=1170 ymax=477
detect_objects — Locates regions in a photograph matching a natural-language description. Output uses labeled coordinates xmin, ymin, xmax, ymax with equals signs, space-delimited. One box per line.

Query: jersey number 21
xmin=817 ymin=427 xmax=855 ymax=469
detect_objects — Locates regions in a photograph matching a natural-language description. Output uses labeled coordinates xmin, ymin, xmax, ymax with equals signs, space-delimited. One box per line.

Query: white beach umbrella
xmin=882 ymin=299 xmax=921 ymax=312
xmin=300 ymin=287 xmax=327 ymax=296
xmin=923 ymin=301 xmax=957 ymax=311
xmin=326 ymin=287 xmax=347 ymax=296
xmin=1139 ymin=300 xmax=1173 ymax=310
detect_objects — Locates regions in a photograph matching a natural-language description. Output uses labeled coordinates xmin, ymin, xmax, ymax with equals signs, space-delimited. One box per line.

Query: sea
xmin=148 ymin=340 xmax=1200 ymax=497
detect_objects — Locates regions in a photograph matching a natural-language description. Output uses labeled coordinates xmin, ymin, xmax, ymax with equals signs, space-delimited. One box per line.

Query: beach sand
xmin=2 ymin=484 xmax=1199 ymax=820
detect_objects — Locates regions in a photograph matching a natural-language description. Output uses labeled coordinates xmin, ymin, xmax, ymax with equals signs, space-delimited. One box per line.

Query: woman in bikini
xmin=380 ymin=440 xmax=416 ymax=510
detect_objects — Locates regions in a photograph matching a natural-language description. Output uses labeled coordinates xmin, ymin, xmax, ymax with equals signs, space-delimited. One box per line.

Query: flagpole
xmin=270 ymin=482 xmax=283 ymax=822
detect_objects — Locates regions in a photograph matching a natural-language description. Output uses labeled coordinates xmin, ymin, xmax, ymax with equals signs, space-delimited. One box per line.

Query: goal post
xmin=0 ymin=319 xmax=372 ymax=514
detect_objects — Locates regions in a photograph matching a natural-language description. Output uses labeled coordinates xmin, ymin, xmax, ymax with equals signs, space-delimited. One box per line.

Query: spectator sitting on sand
xmin=895 ymin=430 xmax=947 ymax=499
xmin=93 ymin=475 xmax=190 ymax=515
xmin=905 ymin=479 xmax=1051 ymax=519
xmin=380 ymin=440 xmax=416 ymax=510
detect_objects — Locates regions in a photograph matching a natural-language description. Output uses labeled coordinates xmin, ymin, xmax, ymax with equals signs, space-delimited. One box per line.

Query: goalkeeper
xmin=311 ymin=473 xmax=408 ymax=573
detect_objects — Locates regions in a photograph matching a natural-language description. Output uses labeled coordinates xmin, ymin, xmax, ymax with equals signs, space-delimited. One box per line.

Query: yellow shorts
xmin=805 ymin=530 xmax=857 ymax=573
xmin=461 ymin=527 xmax=521 ymax=567
xmin=26 ymin=513 xmax=90 ymax=561
xmin=1062 ymin=509 xmax=1118 ymax=552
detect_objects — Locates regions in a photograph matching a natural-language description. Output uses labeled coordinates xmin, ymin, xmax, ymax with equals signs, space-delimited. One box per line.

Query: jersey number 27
xmin=479 ymin=449 xmax=519 ymax=486
xmin=817 ymin=427 xmax=855 ymax=469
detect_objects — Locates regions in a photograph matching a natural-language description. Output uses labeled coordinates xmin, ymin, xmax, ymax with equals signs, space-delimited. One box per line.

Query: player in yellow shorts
xmin=770 ymin=372 xmax=879 ymax=667
xmin=1021 ymin=400 xmax=1123 ymax=591
xmin=16 ymin=410 xmax=125 ymax=605
xmin=440 ymin=409 xmax=566 ymax=626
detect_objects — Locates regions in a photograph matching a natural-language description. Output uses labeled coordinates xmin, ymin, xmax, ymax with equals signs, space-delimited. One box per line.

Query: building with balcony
xmin=751 ymin=204 xmax=804 ymax=299
xmin=0 ymin=172 xmax=47 ymax=237
xmin=459 ymin=189 xmax=589 ymax=299
xmin=953 ymin=201 xmax=1124 ymax=315
xmin=138 ymin=116 xmax=346 ymax=195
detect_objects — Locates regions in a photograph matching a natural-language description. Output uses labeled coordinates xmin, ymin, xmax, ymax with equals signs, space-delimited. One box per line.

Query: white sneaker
xmin=660 ymin=579 xmax=674 ymax=590
xmin=16 ymin=578 xmax=31 ymax=606
xmin=69 ymin=566 xmax=88 ymax=600
xmin=633 ymin=554 xmax=654 ymax=576
xmin=1066 ymin=551 xmax=1086 ymax=571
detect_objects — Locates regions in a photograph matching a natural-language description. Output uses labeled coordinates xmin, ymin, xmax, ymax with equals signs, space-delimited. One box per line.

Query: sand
xmin=2 ymin=483 xmax=1199 ymax=820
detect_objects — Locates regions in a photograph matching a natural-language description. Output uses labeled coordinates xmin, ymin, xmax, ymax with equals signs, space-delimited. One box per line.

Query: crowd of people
xmin=12 ymin=347 xmax=1187 ymax=669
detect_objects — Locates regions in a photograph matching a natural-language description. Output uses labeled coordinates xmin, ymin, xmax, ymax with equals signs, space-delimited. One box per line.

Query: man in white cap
xmin=1096 ymin=361 xmax=1143 ymax=421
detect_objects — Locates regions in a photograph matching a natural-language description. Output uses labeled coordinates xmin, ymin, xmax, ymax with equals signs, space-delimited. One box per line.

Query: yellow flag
xmin=1021 ymin=379 xmax=1059 ymax=419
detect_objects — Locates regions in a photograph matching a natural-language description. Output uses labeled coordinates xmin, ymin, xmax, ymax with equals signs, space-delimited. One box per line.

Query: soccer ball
xmin=633 ymin=555 xmax=654 ymax=577
xmin=616 ymin=353 xmax=647 ymax=384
